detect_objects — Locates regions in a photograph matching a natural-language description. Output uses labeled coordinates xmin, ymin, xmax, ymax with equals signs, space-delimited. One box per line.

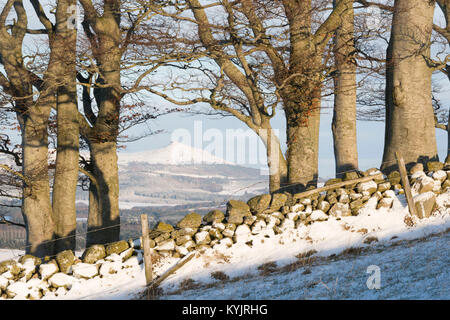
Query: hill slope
xmin=2 ymin=191 xmax=447 ymax=300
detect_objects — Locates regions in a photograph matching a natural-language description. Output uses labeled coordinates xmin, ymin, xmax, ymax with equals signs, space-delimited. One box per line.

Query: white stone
xmin=300 ymin=198 xmax=311 ymax=205
xmin=200 ymin=225 xmax=212 ymax=232
xmin=155 ymin=239 xmax=176 ymax=251
xmin=72 ymin=263 xmax=99 ymax=279
xmin=119 ymin=248 xmax=134 ymax=262
xmin=181 ymin=240 xmax=196 ymax=249
xmin=105 ymin=253 xmax=122 ymax=262
xmin=194 ymin=231 xmax=210 ymax=245
xmin=123 ymin=256 xmax=140 ymax=268
xmin=265 ymin=216 xmax=279 ymax=228
xmin=413 ymin=191 xmax=436 ymax=219
xmin=21 ymin=259 xmax=36 ymax=281
xmin=411 ymin=170 xmax=426 ymax=179
xmin=368 ymin=169 xmax=382 ymax=176
xmin=350 ymin=192 xmax=363 ymax=201
xmin=433 ymin=180 xmax=441 ymax=193
xmin=2 ymin=271 xmax=14 ymax=280
xmin=304 ymin=205 xmax=313 ymax=214
xmin=418 ymin=176 xmax=435 ymax=194
xmin=357 ymin=181 xmax=377 ymax=194
xmin=383 ymin=190 xmax=396 ymax=198
xmin=310 ymin=210 xmax=329 ymax=221
xmin=99 ymin=261 xmax=122 ymax=277
xmin=6 ymin=281 xmax=29 ymax=299
xmin=432 ymin=170 xmax=447 ymax=183
xmin=280 ymin=218 xmax=295 ymax=230
xmin=286 ymin=212 xmax=299 ymax=221
xmin=338 ymin=194 xmax=350 ymax=203
xmin=26 ymin=278 xmax=47 ymax=291
xmin=251 ymin=219 xmax=266 ymax=235
xmin=175 ymin=245 xmax=189 ymax=256
xmin=55 ymin=287 xmax=68 ymax=297
xmin=218 ymin=237 xmax=233 ymax=248
xmin=212 ymin=222 xmax=225 ymax=231
xmin=222 ymin=228 xmax=234 ymax=238
xmin=48 ymin=272 xmax=74 ymax=289
xmin=233 ymin=224 xmax=251 ymax=243
xmin=329 ymin=203 xmax=351 ymax=217
xmin=27 ymin=287 xmax=42 ymax=300
xmin=377 ymin=197 xmax=393 ymax=209
xmin=0 ymin=275 xmax=8 ymax=291
xmin=291 ymin=204 xmax=304 ymax=212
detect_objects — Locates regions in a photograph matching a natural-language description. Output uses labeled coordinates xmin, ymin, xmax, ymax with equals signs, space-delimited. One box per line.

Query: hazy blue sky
xmin=122 ymin=95 xmax=449 ymax=179
xmin=2 ymin=1 xmax=449 ymax=180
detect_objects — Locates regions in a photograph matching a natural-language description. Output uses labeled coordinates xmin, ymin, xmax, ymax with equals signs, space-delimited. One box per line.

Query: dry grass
xmin=296 ymin=249 xmax=318 ymax=260
xmin=363 ymin=236 xmax=378 ymax=244
xmin=340 ymin=246 xmax=363 ymax=256
xmin=210 ymin=271 xmax=230 ymax=281
xmin=179 ymin=278 xmax=201 ymax=291
xmin=257 ymin=261 xmax=278 ymax=276
xmin=404 ymin=215 xmax=415 ymax=227
xmin=357 ymin=228 xmax=368 ymax=234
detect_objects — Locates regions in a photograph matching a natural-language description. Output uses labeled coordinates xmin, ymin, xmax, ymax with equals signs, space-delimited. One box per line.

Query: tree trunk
xmin=255 ymin=119 xmax=288 ymax=193
xmin=21 ymin=105 xmax=55 ymax=257
xmin=382 ymin=0 xmax=438 ymax=171
xmin=51 ymin=0 xmax=79 ymax=252
xmin=447 ymin=109 xmax=450 ymax=163
xmin=86 ymin=141 xmax=120 ymax=246
xmin=284 ymin=85 xmax=322 ymax=192
xmin=332 ymin=0 xmax=358 ymax=177
xmin=285 ymin=111 xmax=321 ymax=191
xmin=281 ymin=0 xmax=322 ymax=192
xmin=81 ymin=3 xmax=122 ymax=246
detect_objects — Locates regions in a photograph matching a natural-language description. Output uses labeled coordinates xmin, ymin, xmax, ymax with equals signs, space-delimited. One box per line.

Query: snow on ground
xmin=0 ymin=249 xmax=23 ymax=263
xmin=162 ymin=230 xmax=450 ymax=299
xmin=2 ymin=192 xmax=449 ymax=300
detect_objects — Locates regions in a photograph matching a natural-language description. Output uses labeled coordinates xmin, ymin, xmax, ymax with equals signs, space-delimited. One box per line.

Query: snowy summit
xmin=118 ymin=141 xmax=234 ymax=166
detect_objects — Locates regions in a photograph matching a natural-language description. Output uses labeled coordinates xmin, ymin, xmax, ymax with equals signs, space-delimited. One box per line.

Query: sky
xmin=1 ymin=1 xmax=449 ymax=180
xmin=122 ymin=87 xmax=449 ymax=179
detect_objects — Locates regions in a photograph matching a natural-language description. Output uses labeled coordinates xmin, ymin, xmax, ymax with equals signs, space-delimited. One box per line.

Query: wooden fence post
xmin=395 ymin=151 xmax=418 ymax=217
xmin=140 ymin=214 xmax=153 ymax=285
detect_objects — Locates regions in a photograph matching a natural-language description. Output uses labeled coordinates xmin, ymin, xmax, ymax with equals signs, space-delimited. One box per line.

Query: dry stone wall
xmin=1 ymin=161 xmax=449 ymax=299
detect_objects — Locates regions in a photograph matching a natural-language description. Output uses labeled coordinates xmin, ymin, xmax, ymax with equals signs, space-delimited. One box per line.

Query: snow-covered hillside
xmin=1 ymin=191 xmax=448 ymax=300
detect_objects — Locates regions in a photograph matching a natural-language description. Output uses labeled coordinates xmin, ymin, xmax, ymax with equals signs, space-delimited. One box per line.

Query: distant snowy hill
xmin=118 ymin=141 xmax=235 ymax=166
xmin=0 ymin=142 xmax=269 ymax=209
xmin=78 ymin=141 xmax=269 ymax=209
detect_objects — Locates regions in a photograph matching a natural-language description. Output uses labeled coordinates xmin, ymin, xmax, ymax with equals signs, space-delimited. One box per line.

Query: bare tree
xmin=332 ymin=0 xmax=358 ymax=177
xmin=382 ymin=0 xmax=439 ymax=170
xmin=0 ymin=0 xmax=56 ymax=256
xmin=139 ymin=0 xmax=355 ymax=192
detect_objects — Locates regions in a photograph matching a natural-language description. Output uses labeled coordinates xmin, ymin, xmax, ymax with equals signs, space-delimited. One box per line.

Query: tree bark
xmin=283 ymin=85 xmax=322 ymax=191
xmin=86 ymin=141 xmax=120 ymax=246
xmin=51 ymin=0 xmax=79 ymax=252
xmin=447 ymin=109 xmax=450 ymax=163
xmin=0 ymin=0 xmax=55 ymax=257
xmin=382 ymin=0 xmax=438 ymax=170
xmin=254 ymin=119 xmax=288 ymax=193
xmin=21 ymin=105 xmax=55 ymax=257
xmin=332 ymin=0 xmax=358 ymax=177
xmin=80 ymin=1 xmax=122 ymax=245
xmin=281 ymin=0 xmax=323 ymax=191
